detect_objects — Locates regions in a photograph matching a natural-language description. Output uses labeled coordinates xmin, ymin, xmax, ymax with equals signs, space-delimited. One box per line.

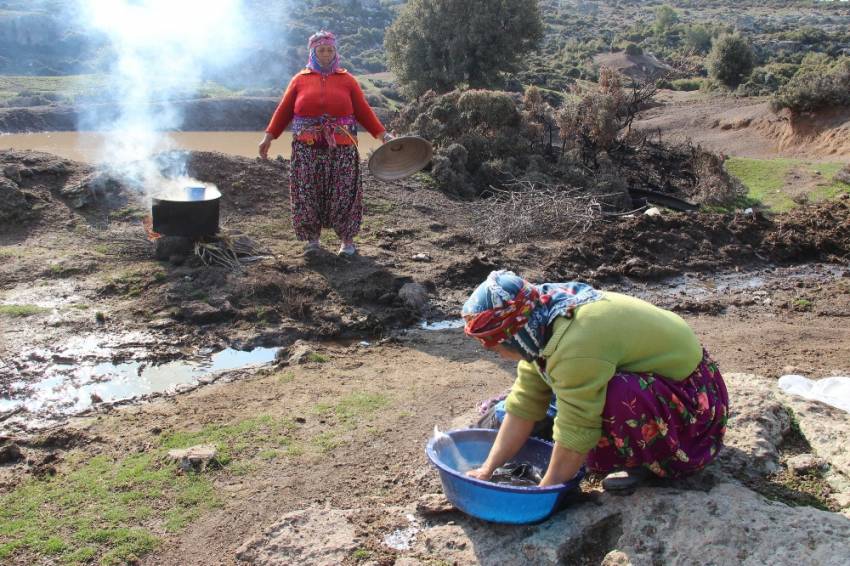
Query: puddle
xmin=420 ymin=319 xmax=464 ymax=331
xmin=0 ymin=346 xmax=279 ymax=423
xmin=618 ymin=263 xmax=847 ymax=302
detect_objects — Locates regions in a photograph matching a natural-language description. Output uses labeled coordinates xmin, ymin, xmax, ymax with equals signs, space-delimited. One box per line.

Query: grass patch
xmin=159 ymin=414 xmax=297 ymax=465
xmin=0 ymin=74 xmax=108 ymax=104
xmin=103 ymin=267 xmax=166 ymax=298
xmin=276 ymin=371 xmax=296 ymax=385
xmin=0 ymin=75 xmax=240 ymax=105
xmin=312 ymin=392 xmax=390 ymax=424
xmin=725 ymin=157 xmax=797 ymax=212
xmin=0 ymin=304 xmax=49 ymax=317
xmin=0 ymin=414 xmax=298 ymax=564
xmin=305 ymin=352 xmax=329 ymax=364
xmin=311 ymin=431 xmax=342 ymax=453
xmin=725 ymin=157 xmax=850 ymax=212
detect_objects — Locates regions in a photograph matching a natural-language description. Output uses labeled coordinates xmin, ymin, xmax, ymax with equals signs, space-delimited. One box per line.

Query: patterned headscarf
xmin=306 ymin=30 xmax=340 ymax=76
xmin=462 ymin=270 xmax=603 ymax=361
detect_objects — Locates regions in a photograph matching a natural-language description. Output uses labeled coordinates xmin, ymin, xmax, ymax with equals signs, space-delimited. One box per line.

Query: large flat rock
xmin=235 ymin=373 xmax=850 ymax=565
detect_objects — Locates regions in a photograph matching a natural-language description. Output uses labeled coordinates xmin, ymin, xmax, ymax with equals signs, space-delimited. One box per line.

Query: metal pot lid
xmin=368 ymin=136 xmax=433 ymax=181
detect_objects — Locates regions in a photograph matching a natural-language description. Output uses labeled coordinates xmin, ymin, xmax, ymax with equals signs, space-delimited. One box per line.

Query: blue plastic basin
xmin=425 ymin=428 xmax=584 ymax=524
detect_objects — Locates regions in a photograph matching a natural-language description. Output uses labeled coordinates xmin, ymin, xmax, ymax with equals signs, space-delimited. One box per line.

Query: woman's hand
xmin=258 ymin=133 xmax=274 ymax=159
xmin=465 ymin=413 xmax=535 ymax=482
xmin=466 ymin=466 xmax=494 ymax=481
xmin=381 ymin=131 xmax=395 ymax=145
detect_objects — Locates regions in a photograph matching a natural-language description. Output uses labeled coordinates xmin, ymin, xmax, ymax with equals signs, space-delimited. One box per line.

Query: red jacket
xmin=265 ymin=69 xmax=385 ymax=146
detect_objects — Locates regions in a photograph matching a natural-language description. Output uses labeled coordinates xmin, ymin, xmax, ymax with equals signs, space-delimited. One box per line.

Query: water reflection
xmin=0 ymin=346 xmax=279 ymax=417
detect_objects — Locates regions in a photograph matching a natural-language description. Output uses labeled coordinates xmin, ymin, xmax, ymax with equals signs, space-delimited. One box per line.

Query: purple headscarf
xmin=306 ymin=30 xmax=340 ymax=76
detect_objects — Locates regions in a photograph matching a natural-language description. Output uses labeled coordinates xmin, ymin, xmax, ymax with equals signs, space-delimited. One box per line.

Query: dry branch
xmin=461 ymin=181 xmax=605 ymax=244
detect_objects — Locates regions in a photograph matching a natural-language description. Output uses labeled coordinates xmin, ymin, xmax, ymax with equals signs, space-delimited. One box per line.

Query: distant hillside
xmin=0 ymin=0 xmax=403 ymax=87
xmin=2 ymin=0 xmax=849 ymax=95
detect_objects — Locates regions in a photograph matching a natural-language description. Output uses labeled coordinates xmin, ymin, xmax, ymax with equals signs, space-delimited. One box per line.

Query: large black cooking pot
xmin=151 ymin=185 xmax=221 ymax=238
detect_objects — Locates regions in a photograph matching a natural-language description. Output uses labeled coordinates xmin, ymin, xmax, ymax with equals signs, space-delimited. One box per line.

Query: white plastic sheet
xmin=778 ymin=374 xmax=850 ymax=413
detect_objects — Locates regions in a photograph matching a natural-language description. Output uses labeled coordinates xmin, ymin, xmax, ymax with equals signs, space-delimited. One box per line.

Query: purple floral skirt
xmin=289 ymin=141 xmax=362 ymax=241
xmin=586 ymin=351 xmax=728 ymax=478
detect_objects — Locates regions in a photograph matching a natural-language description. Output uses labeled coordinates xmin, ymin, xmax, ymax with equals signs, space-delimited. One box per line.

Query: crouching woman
xmin=462 ymin=270 xmax=728 ymax=491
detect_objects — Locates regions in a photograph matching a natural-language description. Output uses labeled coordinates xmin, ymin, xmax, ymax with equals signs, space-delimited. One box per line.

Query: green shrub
xmin=684 ymin=24 xmax=713 ymax=54
xmin=625 ymin=43 xmax=643 ymax=56
xmin=707 ymin=33 xmax=755 ymax=89
xmin=653 ymin=5 xmax=679 ymax=35
xmin=670 ymin=78 xmax=702 ymax=91
xmin=771 ymin=54 xmax=850 ymax=113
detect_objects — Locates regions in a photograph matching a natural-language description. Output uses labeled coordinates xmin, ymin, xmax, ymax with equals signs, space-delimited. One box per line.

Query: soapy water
xmin=432 ymin=426 xmax=475 ymax=473
xmin=431 ymin=427 xmax=546 ymax=486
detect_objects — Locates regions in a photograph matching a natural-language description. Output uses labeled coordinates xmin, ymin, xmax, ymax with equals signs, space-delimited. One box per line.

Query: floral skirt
xmin=289 ymin=141 xmax=362 ymax=241
xmin=586 ymin=350 xmax=728 ymax=478
xmin=476 ymin=350 xmax=728 ymax=479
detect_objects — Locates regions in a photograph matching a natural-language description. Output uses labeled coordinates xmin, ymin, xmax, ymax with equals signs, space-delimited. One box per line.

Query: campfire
xmin=139 ymin=181 xmax=269 ymax=270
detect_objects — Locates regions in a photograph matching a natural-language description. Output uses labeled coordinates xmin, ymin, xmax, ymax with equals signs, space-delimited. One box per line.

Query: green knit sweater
xmin=503 ymin=292 xmax=703 ymax=453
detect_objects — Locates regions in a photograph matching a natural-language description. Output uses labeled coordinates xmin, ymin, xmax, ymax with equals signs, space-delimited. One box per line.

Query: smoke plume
xmin=75 ymin=0 xmax=255 ymax=196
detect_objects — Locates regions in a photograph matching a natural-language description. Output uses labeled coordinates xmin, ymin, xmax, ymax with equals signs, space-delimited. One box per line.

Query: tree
xmin=707 ymin=33 xmax=755 ymax=88
xmin=384 ymin=0 xmax=544 ymax=96
xmin=684 ymin=24 xmax=713 ymax=54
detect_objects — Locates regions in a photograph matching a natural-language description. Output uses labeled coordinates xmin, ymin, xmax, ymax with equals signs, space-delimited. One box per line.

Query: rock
xmin=643 ymin=207 xmax=661 ymax=217
xmin=3 ymin=164 xmax=22 ymax=183
xmin=777 ymin=389 xmax=850 ymax=481
xmin=601 ymin=550 xmax=632 ymax=566
xmin=287 ymin=341 xmax=314 ymax=365
xmin=240 ymin=482 xmax=850 ymax=566
xmin=786 ymin=453 xmax=828 ymax=475
xmin=412 ymin=483 xmax=850 ymax=565
xmin=717 ymin=373 xmax=790 ymax=478
xmin=0 ymin=443 xmax=23 ymax=465
xmin=59 ymin=173 xmax=124 ymax=209
xmin=831 ymin=493 xmax=850 ymax=509
xmin=236 ymin=507 xmax=359 ymax=565
xmin=179 ymin=300 xmax=232 ymax=324
xmin=155 ymin=236 xmax=194 ymax=261
xmin=89 ymin=392 xmax=103 ymax=404
xmin=415 ymin=493 xmax=456 ymax=516
xmin=398 ymin=282 xmax=428 ymax=312
xmin=167 ymin=443 xmax=218 ymax=472
xmin=0 ymin=176 xmax=34 ymax=223
xmin=411 ymin=253 xmax=432 ymax=262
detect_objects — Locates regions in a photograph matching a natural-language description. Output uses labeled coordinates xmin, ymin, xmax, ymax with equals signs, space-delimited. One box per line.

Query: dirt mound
xmin=635 ymin=94 xmax=850 ymax=159
xmin=758 ymin=106 xmax=850 ymax=158
xmin=545 ymin=198 xmax=850 ymax=283
xmin=593 ymin=51 xmax=674 ymax=81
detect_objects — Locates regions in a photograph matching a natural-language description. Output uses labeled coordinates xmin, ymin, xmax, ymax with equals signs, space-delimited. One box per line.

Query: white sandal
xmin=337 ymin=243 xmax=356 ymax=257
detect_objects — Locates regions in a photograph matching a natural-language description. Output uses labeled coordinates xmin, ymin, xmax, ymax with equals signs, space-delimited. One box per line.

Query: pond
xmin=0 ymin=131 xmax=383 ymax=163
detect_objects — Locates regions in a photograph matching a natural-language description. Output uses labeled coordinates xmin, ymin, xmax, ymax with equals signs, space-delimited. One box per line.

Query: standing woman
xmin=462 ymin=270 xmax=728 ymax=492
xmin=259 ymin=30 xmax=390 ymax=256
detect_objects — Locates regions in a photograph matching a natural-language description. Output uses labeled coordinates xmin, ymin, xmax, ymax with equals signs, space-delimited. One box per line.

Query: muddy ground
xmin=1 ymin=148 xmax=850 ymax=565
